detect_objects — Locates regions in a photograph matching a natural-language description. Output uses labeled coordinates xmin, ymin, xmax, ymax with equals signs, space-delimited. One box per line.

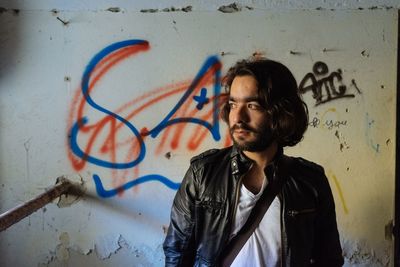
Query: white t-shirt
xmin=230 ymin=178 xmax=282 ymax=267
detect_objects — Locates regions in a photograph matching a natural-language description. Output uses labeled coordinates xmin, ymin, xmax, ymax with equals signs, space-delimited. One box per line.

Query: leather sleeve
xmin=313 ymin=171 xmax=344 ymax=266
xmin=163 ymin=166 xmax=198 ymax=267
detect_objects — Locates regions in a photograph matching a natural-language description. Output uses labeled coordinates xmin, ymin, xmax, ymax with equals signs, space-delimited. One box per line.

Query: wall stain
xmin=24 ymin=138 xmax=32 ymax=180
xmin=365 ymin=113 xmax=380 ymax=153
xmin=361 ymin=50 xmax=370 ymax=57
xmin=218 ymin=3 xmax=241 ymax=13
xmin=107 ymin=7 xmax=121 ymax=13
xmin=328 ymin=171 xmax=349 ymax=214
xmin=0 ymin=8 xmax=20 ymax=15
xmin=140 ymin=9 xmax=158 ymax=13
xmin=386 ymin=139 xmax=391 ymax=146
xmin=56 ymin=17 xmax=69 ymax=26
xmin=140 ymin=6 xmax=192 ymax=13
xmin=335 ymin=130 xmax=350 ymax=152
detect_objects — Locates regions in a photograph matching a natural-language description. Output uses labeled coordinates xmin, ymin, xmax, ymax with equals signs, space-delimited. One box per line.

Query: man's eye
xmin=229 ymin=102 xmax=236 ymax=109
xmin=248 ymin=103 xmax=261 ymax=110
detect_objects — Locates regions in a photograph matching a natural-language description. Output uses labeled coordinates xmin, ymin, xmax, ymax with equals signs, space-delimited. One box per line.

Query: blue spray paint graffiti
xmin=68 ymin=39 xmax=223 ymax=197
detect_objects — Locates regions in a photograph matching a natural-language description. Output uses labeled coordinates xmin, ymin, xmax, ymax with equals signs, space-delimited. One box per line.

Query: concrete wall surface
xmin=1 ymin=0 xmax=400 ymax=11
xmin=0 ymin=2 xmax=397 ymax=267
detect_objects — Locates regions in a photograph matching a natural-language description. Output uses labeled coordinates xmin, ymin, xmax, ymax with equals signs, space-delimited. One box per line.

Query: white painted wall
xmin=0 ymin=1 xmax=398 ymax=266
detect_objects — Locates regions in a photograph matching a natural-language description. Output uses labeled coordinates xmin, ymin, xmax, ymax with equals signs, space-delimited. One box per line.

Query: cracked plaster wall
xmin=1 ymin=0 xmax=400 ymax=11
xmin=0 ymin=1 xmax=397 ymax=267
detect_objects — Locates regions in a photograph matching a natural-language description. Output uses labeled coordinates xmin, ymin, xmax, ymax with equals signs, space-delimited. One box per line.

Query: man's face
xmin=228 ymin=75 xmax=274 ymax=152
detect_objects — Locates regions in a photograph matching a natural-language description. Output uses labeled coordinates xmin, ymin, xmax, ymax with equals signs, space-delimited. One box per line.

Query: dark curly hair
xmin=221 ymin=58 xmax=309 ymax=147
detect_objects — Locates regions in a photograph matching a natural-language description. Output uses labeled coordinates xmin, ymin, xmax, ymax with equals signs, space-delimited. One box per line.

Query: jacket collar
xmin=229 ymin=145 xmax=284 ymax=180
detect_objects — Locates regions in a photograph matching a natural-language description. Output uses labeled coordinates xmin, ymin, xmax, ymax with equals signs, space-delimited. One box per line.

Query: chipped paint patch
xmin=218 ymin=3 xmax=242 ymax=13
xmin=94 ymin=233 xmax=122 ymax=259
xmin=56 ymin=232 xmax=70 ymax=261
xmin=56 ymin=175 xmax=86 ymax=208
xmin=342 ymin=240 xmax=391 ymax=266
xmin=140 ymin=6 xmax=192 ymax=13
xmin=44 ymin=235 xmax=164 ymax=266
xmin=107 ymin=7 xmax=121 ymax=13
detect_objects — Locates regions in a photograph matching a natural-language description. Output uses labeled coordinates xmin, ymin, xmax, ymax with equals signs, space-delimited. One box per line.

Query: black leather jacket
xmin=163 ymin=146 xmax=343 ymax=267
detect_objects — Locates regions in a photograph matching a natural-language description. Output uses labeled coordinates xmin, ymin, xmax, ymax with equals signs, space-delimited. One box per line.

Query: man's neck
xmin=243 ymin=142 xmax=279 ymax=169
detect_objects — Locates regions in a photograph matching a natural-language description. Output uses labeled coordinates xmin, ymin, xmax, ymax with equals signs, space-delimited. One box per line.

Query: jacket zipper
xmin=287 ymin=208 xmax=316 ymax=217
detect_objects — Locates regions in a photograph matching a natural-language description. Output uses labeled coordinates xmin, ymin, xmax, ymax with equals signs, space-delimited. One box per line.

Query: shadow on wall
xmin=0 ymin=5 xmax=22 ymax=81
xmin=0 ymin=4 xmax=21 ymax=213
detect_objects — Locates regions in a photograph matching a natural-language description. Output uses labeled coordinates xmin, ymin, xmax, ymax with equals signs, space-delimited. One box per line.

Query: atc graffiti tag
xmin=299 ymin=61 xmax=360 ymax=106
xmin=67 ymin=39 xmax=229 ymax=198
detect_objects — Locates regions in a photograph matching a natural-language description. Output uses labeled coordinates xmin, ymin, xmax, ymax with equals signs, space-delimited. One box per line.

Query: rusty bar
xmin=0 ymin=179 xmax=73 ymax=232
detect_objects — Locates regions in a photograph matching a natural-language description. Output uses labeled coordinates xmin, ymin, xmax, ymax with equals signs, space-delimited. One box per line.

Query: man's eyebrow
xmin=228 ymin=96 xmax=261 ymax=102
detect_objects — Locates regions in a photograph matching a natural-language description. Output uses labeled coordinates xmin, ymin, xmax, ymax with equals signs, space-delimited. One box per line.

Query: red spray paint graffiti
xmin=67 ymin=39 xmax=231 ymax=197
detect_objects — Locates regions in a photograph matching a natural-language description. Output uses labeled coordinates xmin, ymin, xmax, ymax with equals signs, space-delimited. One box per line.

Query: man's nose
xmin=231 ymin=105 xmax=249 ymax=124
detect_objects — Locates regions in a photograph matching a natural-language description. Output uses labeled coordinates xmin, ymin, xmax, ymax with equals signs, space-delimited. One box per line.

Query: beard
xmin=229 ymin=122 xmax=275 ymax=152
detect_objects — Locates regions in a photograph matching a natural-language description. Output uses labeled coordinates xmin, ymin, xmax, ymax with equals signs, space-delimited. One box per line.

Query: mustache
xmin=230 ymin=123 xmax=258 ymax=133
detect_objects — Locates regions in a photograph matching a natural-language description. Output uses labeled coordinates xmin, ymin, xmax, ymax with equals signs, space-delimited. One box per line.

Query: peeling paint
xmin=56 ymin=232 xmax=70 ymax=261
xmin=218 ymin=2 xmax=254 ymax=13
xmin=289 ymin=50 xmax=303 ymax=55
xmin=56 ymin=175 xmax=86 ymax=208
xmin=95 ymin=233 xmax=122 ymax=259
xmin=218 ymin=3 xmax=242 ymax=13
xmin=140 ymin=8 xmax=159 ymax=13
xmin=181 ymin=6 xmax=193 ymax=12
xmin=342 ymin=240 xmax=391 ymax=266
xmin=361 ymin=49 xmax=370 ymax=57
xmin=107 ymin=7 xmax=121 ymax=13
xmin=140 ymin=6 xmax=192 ymax=13
xmin=45 ymin=235 xmax=164 ymax=266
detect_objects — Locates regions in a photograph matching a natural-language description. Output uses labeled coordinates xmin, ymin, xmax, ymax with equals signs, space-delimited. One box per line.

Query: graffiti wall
xmin=0 ymin=8 xmax=397 ymax=266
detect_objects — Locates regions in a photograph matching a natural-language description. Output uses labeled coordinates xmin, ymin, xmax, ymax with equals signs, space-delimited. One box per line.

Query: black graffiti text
xmin=309 ymin=117 xmax=348 ymax=130
xmin=299 ymin=61 xmax=355 ymax=106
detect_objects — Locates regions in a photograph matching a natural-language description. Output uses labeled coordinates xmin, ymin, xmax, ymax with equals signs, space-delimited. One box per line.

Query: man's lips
xmin=230 ymin=124 xmax=257 ymax=134
xmin=233 ymin=129 xmax=251 ymax=134
xmin=231 ymin=128 xmax=255 ymax=139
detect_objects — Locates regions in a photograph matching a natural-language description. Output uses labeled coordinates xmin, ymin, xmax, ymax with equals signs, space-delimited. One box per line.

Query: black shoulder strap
xmin=220 ymin=156 xmax=291 ymax=267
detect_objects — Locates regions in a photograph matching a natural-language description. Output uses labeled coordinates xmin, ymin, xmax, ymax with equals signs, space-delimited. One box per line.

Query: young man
xmin=163 ymin=59 xmax=344 ymax=266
